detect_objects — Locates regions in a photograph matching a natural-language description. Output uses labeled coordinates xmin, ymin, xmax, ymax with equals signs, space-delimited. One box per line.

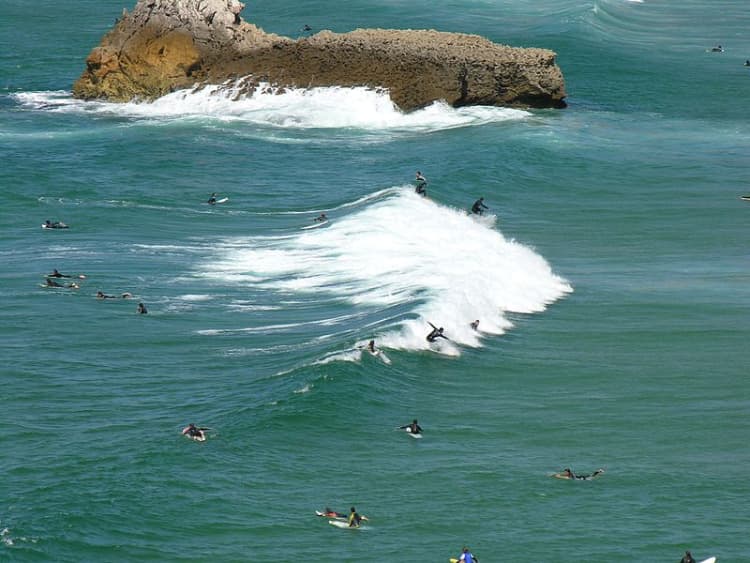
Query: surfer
xmin=322 ymin=507 xmax=346 ymax=518
xmin=426 ymin=322 xmax=448 ymax=343
xmin=48 ymin=269 xmax=69 ymax=278
xmin=555 ymin=468 xmax=604 ymax=480
xmin=710 ymin=45 xmax=723 ymax=52
xmin=348 ymin=507 xmax=362 ymax=528
xmin=45 ymin=278 xmax=77 ymax=288
xmin=137 ymin=302 xmax=148 ymax=314
xmin=680 ymin=551 xmax=696 ymax=563
xmin=313 ymin=213 xmax=328 ymax=222
xmin=366 ymin=340 xmax=376 ymax=353
xmin=415 ymin=171 xmax=427 ymax=196
xmin=96 ymin=291 xmax=117 ymax=299
xmin=470 ymin=197 xmax=488 ymax=215
xmin=44 ymin=220 xmax=68 ymax=229
xmin=470 ymin=319 xmax=480 ymax=330
xmin=207 ymin=192 xmax=218 ymax=205
xmin=399 ymin=419 xmax=422 ymax=435
xmin=181 ymin=423 xmax=208 ymax=441
xmin=457 ymin=546 xmax=478 ymax=563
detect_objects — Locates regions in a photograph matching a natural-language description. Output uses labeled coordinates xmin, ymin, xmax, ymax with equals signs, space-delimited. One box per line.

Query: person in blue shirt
xmin=458 ymin=546 xmax=478 ymax=563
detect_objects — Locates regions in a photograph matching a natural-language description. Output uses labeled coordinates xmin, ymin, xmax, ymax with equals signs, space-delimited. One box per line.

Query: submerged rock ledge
xmin=72 ymin=0 xmax=567 ymax=111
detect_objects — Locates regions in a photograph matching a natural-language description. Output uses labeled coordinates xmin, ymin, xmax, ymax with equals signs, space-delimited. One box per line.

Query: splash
xmin=197 ymin=188 xmax=572 ymax=355
xmin=12 ymin=82 xmax=530 ymax=134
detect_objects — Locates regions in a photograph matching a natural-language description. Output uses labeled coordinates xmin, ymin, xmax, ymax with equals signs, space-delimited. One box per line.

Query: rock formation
xmin=73 ymin=0 xmax=566 ymax=111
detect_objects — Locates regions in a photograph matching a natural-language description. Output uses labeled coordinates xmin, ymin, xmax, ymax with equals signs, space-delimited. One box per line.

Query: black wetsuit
xmin=427 ymin=328 xmax=446 ymax=342
xmin=471 ymin=199 xmax=488 ymax=214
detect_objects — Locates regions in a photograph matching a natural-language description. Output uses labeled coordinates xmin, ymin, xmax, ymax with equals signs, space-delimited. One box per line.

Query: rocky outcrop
xmin=73 ymin=0 xmax=566 ymax=111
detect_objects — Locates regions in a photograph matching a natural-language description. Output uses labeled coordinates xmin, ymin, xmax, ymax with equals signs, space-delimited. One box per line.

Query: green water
xmin=1 ymin=0 xmax=749 ymax=561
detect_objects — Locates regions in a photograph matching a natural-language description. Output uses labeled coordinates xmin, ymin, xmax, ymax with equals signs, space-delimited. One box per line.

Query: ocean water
xmin=1 ymin=0 xmax=749 ymax=561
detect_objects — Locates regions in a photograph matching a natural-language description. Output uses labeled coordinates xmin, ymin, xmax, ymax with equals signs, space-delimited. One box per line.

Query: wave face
xmin=195 ymin=187 xmax=571 ymax=356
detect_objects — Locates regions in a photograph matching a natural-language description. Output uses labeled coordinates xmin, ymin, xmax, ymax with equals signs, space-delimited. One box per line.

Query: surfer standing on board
xmin=415 ymin=171 xmax=427 ymax=196
xmin=426 ymin=322 xmax=447 ymax=342
xmin=470 ymin=197 xmax=489 ymax=215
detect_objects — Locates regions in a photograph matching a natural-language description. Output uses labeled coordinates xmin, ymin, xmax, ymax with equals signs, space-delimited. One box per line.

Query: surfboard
xmin=329 ymin=520 xmax=359 ymax=529
xmin=215 ymin=197 xmax=229 ymax=204
xmin=740 ymin=195 xmax=750 ymax=201
xmin=41 ymin=223 xmax=68 ymax=229
xmin=699 ymin=558 xmax=716 ymax=563
xmin=450 ymin=559 xmax=459 ymax=563
xmin=301 ymin=220 xmax=329 ymax=230
xmin=368 ymin=349 xmax=392 ymax=365
xmin=401 ymin=427 xmax=422 ymax=439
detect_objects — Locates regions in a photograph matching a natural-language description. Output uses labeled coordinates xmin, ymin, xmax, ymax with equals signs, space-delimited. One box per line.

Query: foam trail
xmin=13 ymin=83 xmax=530 ymax=133
xmin=199 ymin=188 xmax=572 ymax=355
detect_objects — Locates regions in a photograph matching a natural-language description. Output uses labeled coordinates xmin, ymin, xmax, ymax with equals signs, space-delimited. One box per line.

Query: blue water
xmin=2 ymin=0 xmax=749 ymax=561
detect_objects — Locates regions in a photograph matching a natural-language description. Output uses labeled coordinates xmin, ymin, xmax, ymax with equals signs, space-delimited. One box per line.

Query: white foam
xmin=13 ymin=83 xmax=530 ymax=133
xmin=197 ymin=188 xmax=572 ymax=355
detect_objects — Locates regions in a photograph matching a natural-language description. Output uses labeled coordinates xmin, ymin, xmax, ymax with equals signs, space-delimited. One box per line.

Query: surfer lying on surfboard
xmin=181 ymin=423 xmax=209 ymax=441
xmin=47 ymin=269 xmax=86 ymax=279
xmin=43 ymin=220 xmax=68 ymax=229
xmin=43 ymin=278 xmax=79 ymax=289
xmin=553 ymin=468 xmax=605 ymax=480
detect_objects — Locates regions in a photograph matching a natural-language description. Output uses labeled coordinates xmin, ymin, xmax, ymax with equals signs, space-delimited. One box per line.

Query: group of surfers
xmin=414 ymin=171 xmax=490 ymax=217
xmin=42 ymin=268 xmax=147 ymax=313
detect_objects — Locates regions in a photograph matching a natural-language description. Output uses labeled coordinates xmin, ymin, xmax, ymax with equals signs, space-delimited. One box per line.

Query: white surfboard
xmin=301 ymin=220 xmax=328 ymax=230
xmin=329 ymin=520 xmax=359 ymax=529
xmin=215 ymin=197 xmax=229 ymax=204
xmin=368 ymin=349 xmax=392 ymax=365
xmin=699 ymin=557 xmax=716 ymax=563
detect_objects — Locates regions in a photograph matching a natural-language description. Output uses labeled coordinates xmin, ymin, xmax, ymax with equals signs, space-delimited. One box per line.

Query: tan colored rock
xmin=73 ymin=0 xmax=566 ymax=110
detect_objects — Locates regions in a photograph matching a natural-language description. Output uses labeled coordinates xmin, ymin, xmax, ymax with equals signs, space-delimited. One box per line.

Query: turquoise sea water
xmin=2 ymin=0 xmax=749 ymax=561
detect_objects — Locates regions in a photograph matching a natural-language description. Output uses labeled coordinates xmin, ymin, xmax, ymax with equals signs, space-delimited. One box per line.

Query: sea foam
xmin=13 ymin=83 xmax=530 ymax=134
xmin=197 ymin=187 xmax=572 ymax=355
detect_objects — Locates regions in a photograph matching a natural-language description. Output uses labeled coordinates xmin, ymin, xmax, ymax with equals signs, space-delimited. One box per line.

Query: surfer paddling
xmin=43 ymin=220 xmax=69 ymax=229
xmin=44 ymin=278 xmax=79 ymax=289
xmin=48 ymin=269 xmax=85 ymax=279
xmin=313 ymin=213 xmax=327 ymax=222
xmin=181 ymin=423 xmax=209 ymax=441
xmin=553 ymin=468 xmax=605 ymax=480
